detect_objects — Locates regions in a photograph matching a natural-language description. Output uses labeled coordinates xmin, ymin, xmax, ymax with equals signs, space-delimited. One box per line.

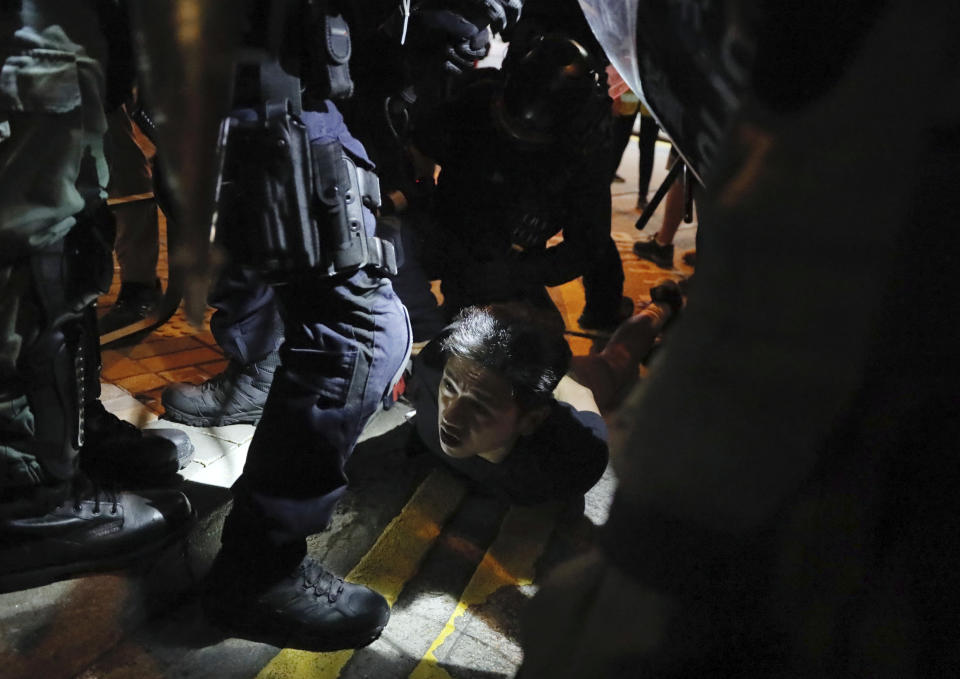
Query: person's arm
xmin=553 ymin=374 xmax=601 ymax=418
xmin=506 ymin=157 xmax=612 ymax=288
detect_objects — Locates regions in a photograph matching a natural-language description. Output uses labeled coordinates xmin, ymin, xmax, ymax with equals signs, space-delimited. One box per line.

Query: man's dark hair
xmin=442 ymin=304 xmax=572 ymax=410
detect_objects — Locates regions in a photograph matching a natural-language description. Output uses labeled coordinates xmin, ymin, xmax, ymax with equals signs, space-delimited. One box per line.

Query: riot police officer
xmin=135 ymin=0 xmax=524 ymax=650
xmin=408 ymin=34 xmax=621 ymax=324
xmin=0 ymin=1 xmax=193 ymax=593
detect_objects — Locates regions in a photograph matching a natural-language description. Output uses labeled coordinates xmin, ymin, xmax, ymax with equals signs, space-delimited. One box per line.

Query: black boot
xmin=578 ymin=296 xmax=635 ymax=332
xmin=80 ymin=399 xmax=194 ymax=487
xmin=78 ymin=305 xmax=193 ymax=486
xmin=202 ymin=498 xmax=389 ymax=651
xmin=204 ymin=555 xmax=390 ymax=651
xmin=161 ymin=352 xmax=279 ymax=427
xmin=0 ymin=478 xmax=193 ymax=593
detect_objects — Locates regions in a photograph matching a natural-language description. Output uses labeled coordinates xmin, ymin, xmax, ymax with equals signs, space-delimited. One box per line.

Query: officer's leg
xmin=203 ymin=270 xmax=411 ymax=650
xmin=579 ymin=236 xmax=630 ymax=332
xmin=201 ymin=103 xmax=412 ymax=650
xmin=1 ymin=244 xmax=192 ymax=593
xmin=161 ymin=262 xmax=281 ymax=426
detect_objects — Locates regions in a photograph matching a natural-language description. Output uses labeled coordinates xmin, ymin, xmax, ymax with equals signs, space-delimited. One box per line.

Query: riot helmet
xmin=493 ymin=34 xmax=610 ymax=151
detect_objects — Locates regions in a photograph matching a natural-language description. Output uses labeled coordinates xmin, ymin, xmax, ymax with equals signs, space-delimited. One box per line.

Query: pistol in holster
xmin=213 ymin=100 xmax=396 ymax=283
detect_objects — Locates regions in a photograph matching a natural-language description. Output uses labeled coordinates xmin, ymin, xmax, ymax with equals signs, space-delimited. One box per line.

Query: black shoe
xmin=632 ymin=235 xmax=675 ymax=269
xmin=98 ymin=280 xmax=162 ymax=336
xmin=80 ymin=400 xmax=194 ymax=487
xmin=203 ymin=556 xmax=390 ymax=651
xmin=578 ymin=296 xmax=635 ymax=332
xmin=0 ymin=481 xmax=193 ymax=593
xmin=161 ymin=352 xmax=279 ymax=427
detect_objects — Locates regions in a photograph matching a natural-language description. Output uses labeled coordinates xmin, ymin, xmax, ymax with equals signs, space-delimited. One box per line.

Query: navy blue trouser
xmin=208 ymin=264 xmax=282 ymax=366
xmin=219 ymin=103 xmax=411 ymax=545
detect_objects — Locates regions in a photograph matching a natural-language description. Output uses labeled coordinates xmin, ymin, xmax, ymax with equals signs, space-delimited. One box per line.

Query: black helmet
xmin=493 ymin=35 xmax=611 ymax=150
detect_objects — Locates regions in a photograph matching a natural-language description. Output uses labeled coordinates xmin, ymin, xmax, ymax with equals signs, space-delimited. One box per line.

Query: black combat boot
xmin=0 ymin=478 xmax=193 ymax=593
xmin=77 ymin=305 xmax=194 ymax=486
xmin=202 ymin=497 xmax=390 ymax=651
xmin=578 ymin=296 xmax=635 ymax=332
xmin=80 ymin=399 xmax=194 ymax=487
xmin=161 ymin=352 xmax=280 ymax=427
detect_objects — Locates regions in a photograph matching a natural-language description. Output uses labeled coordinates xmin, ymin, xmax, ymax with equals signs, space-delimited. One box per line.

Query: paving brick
xmin=158 ymin=365 xmax=212 ymax=384
xmin=126 ymin=336 xmax=206 ymax=360
xmin=99 ymin=382 xmax=130 ymax=405
xmin=182 ymin=440 xmax=249 ymax=488
xmin=137 ymin=347 xmax=223 ymax=373
xmin=193 ymin=330 xmax=218 ymax=346
xmin=100 ymin=354 xmax=149 ymax=381
xmin=197 ymin=359 xmax=229 ymax=377
xmin=115 ymin=372 xmax=169 ymax=396
xmin=109 ymin=400 xmax=159 ymax=427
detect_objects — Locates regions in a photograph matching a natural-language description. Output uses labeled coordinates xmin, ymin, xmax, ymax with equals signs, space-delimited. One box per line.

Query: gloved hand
xmin=406 ymin=7 xmax=491 ymax=75
xmin=466 ymin=0 xmax=523 ymax=37
xmin=415 ymin=0 xmax=522 ymax=37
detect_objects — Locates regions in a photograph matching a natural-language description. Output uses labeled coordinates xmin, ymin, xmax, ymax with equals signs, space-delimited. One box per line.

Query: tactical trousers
xmin=1 ymin=11 xmax=110 ymax=504
xmin=208 ymin=264 xmax=283 ymax=366
xmin=218 ymin=103 xmax=412 ymax=558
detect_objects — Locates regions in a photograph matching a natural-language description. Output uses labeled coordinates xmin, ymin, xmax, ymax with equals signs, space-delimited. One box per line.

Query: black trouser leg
xmin=208 ymin=263 xmax=283 ymax=366
xmin=638 ymin=116 xmax=660 ymax=200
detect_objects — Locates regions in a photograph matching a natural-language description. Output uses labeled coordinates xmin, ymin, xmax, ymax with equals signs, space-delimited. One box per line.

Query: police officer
xmin=0 ymin=1 xmax=193 ymax=593
xmin=407 ymin=34 xmax=622 ymax=325
xmin=134 ymin=0 xmax=524 ymax=650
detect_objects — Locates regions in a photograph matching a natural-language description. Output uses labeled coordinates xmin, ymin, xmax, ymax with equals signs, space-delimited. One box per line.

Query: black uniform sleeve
xmin=507 ymin=155 xmax=613 ymax=288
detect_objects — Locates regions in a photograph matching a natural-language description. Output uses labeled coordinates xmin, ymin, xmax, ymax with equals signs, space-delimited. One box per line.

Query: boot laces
xmin=300 ymin=560 xmax=345 ymax=603
xmin=201 ymin=362 xmax=242 ymax=393
xmin=69 ymin=479 xmax=120 ymax=515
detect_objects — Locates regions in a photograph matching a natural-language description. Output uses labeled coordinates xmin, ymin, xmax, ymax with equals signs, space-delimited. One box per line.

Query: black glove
xmin=414 ymin=0 xmax=522 ymax=37
xmin=465 ymin=0 xmax=522 ymax=37
xmin=406 ymin=8 xmax=491 ymax=75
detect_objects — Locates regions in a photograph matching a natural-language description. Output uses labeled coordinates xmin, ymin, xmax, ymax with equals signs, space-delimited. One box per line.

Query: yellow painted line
xmin=409 ymin=502 xmax=561 ymax=679
xmin=256 ymin=469 xmax=468 ymax=679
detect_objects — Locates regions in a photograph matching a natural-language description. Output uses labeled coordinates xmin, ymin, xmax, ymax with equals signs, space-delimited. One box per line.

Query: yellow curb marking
xmin=256 ymin=469 xmax=467 ymax=679
xmin=409 ymin=502 xmax=561 ymax=679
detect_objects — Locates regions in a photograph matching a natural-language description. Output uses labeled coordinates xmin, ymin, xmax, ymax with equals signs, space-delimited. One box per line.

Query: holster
xmin=214 ymin=100 xmax=396 ymax=282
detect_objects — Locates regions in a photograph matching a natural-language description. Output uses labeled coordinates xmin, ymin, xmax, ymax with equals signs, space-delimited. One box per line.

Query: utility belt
xmin=214 ymin=100 xmax=396 ymax=283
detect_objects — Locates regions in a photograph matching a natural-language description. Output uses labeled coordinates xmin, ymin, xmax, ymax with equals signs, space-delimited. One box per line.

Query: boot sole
xmin=0 ymin=510 xmax=196 ymax=595
xmin=208 ymin=612 xmax=386 ymax=652
xmin=160 ymin=408 xmax=263 ymax=428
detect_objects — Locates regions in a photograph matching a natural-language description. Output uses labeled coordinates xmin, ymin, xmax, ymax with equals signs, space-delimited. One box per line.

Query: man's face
xmin=437 ymin=355 xmax=524 ymax=460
